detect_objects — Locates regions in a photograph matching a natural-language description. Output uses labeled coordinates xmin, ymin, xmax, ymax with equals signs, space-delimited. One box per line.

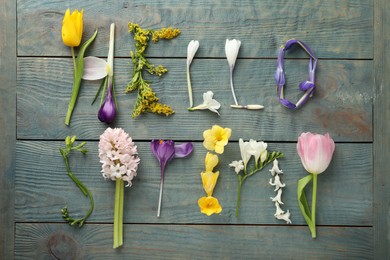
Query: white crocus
xmin=225 ymin=39 xmax=241 ymax=106
xmin=239 ymin=138 xmax=252 ymax=172
xmin=229 ymin=160 xmax=244 ymax=174
xmin=186 ymin=40 xmax=199 ymax=108
xmin=189 ymin=91 xmax=221 ymax=115
xmin=269 ymin=159 xmax=283 ymax=176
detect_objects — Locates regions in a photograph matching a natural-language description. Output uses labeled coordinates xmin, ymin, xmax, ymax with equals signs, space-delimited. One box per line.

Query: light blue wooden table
xmin=1 ymin=0 xmax=389 ymax=259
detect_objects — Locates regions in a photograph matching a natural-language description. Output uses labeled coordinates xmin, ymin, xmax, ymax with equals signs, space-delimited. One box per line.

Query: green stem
xmin=186 ymin=65 xmax=193 ymax=108
xmin=71 ymin=47 xmax=77 ymax=79
xmin=113 ymin=179 xmax=124 ymax=248
xmin=311 ymin=174 xmax=318 ymax=238
xmin=235 ymin=177 xmax=244 ymax=217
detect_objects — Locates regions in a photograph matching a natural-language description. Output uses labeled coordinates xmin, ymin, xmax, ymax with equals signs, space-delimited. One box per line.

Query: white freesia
xmin=248 ymin=139 xmax=268 ymax=166
xmin=225 ymin=39 xmax=241 ymax=68
xmin=239 ymin=138 xmax=251 ymax=171
xmin=186 ymin=40 xmax=199 ymax=108
xmin=189 ymin=91 xmax=221 ymax=115
xmin=229 ymin=160 xmax=244 ymax=174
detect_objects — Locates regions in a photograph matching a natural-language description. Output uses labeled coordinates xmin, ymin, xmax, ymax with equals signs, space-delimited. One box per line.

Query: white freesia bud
xmin=275 ymin=210 xmax=292 ymax=224
xmin=269 ymin=174 xmax=286 ymax=191
xmin=271 ymin=188 xmax=284 ymax=204
xmin=187 ymin=40 xmax=199 ymax=66
xmin=248 ymin=139 xmax=267 ymax=165
xmin=189 ymin=91 xmax=221 ymax=115
xmin=239 ymin=138 xmax=251 ymax=170
xmin=225 ymin=39 xmax=241 ymax=67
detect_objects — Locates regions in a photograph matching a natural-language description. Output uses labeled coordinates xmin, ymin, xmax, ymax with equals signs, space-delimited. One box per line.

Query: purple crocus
xmin=151 ymin=140 xmax=193 ymax=217
xmin=98 ymin=84 xmax=116 ymax=124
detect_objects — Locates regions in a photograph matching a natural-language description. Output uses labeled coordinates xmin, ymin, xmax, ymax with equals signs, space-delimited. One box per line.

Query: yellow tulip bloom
xmin=201 ymin=171 xmax=219 ymax=196
xmin=203 ymin=125 xmax=232 ymax=154
xmin=62 ymin=8 xmax=84 ymax=47
xmin=198 ymin=196 xmax=222 ymax=216
xmin=205 ymin=152 xmax=218 ymax=172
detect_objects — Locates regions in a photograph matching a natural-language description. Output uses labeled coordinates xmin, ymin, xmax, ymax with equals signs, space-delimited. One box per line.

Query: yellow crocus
xmin=62 ymin=8 xmax=84 ymax=47
xmin=201 ymin=170 xmax=219 ymax=196
xmin=205 ymin=152 xmax=218 ymax=172
xmin=203 ymin=125 xmax=232 ymax=154
xmin=198 ymin=196 xmax=222 ymax=216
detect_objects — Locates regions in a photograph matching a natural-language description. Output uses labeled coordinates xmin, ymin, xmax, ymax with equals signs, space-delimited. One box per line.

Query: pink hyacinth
xmin=99 ymin=127 xmax=140 ymax=186
xmin=297 ymin=132 xmax=335 ymax=175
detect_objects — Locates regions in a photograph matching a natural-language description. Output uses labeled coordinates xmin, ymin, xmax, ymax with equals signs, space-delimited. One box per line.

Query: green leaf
xmin=297 ymin=174 xmax=315 ymax=236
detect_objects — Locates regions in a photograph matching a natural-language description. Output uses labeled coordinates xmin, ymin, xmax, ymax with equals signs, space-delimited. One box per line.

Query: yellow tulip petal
xmin=61 ymin=8 xmax=83 ymax=47
xmin=198 ymin=196 xmax=222 ymax=216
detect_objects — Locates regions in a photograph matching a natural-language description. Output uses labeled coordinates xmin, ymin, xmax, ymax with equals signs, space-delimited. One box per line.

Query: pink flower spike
xmin=297 ymin=132 xmax=335 ymax=175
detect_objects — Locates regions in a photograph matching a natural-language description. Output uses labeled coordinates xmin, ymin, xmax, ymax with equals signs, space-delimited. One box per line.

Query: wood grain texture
xmin=373 ymin=0 xmax=390 ymax=258
xmin=15 ymin=141 xmax=372 ymax=226
xmin=17 ymin=0 xmax=373 ymax=59
xmin=17 ymin=58 xmax=373 ymax=141
xmin=15 ymin=223 xmax=373 ymax=259
xmin=0 ymin=0 xmax=16 ymax=259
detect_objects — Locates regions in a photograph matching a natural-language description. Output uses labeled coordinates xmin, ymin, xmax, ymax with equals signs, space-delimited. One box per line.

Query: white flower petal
xmin=187 ymin=40 xmax=199 ymax=66
xmin=82 ymin=56 xmax=108 ymax=80
xmin=225 ymin=39 xmax=241 ymax=67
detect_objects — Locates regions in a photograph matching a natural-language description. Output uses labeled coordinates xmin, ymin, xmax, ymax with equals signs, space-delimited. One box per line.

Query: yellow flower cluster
xmin=127 ymin=23 xmax=180 ymax=118
xmin=198 ymin=125 xmax=232 ymax=216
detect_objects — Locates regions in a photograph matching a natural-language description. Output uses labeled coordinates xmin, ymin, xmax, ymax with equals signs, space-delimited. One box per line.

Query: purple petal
xmin=284 ymin=39 xmax=298 ymax=50
xmin=279 ymin=98 xmax=297 ymax=110
xmin=174 ymin=142 xmax=193 ymax=158
xmin=299 ymin=81 xmax=316 ymax=91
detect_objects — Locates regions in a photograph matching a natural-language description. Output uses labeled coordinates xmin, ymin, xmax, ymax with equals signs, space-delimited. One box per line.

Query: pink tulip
xmin=297 ymin=132 xmax=335 ymax=174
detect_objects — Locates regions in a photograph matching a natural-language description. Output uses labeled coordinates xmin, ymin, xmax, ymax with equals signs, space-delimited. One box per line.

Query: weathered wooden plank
xmin=17 ymin=58 xmax=373 ymax=142
xmin=17 ymin=0 xmax=373 ymax=59
xmin=0 ymin=0 xmax=16 ymax=259
xmin=15 ymin=141 xmax=372 ymax=226
xmin=373 ymin=0 xmax=390 ymax=258
xmin=15 ymin=223 xmax=373 ymax=259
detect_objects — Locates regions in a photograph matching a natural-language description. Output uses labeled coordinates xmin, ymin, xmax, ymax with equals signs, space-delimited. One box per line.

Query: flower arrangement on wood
xmin=59 ymin=136 xmax=94 ymax=227
xmin=62 ymin=9 xmax=98 ymax=125
xmin=229 ymin=139 xmax=284 ymax=217
xmin=151 ymin=140 xmax=193 ymax=217
xmin=126 ymin=23 xmax=181 ymax=118
xmin=296 ymin=132 xmax=335 ymax=238
xmin=82 ymin=23 xmax=117 ymax=124
xmin=98 ymin=128 xmax=140 ymax=248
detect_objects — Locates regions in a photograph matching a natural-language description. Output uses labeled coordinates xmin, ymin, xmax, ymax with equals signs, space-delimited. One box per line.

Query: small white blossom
xmin=229 ymin=160 xmax=244 ymax=174
xmin=225 ymin=39 xmax=241 ymax=68
xmin=239 ymin=138 xmax=252 ymax=170
xmin=275 ymin=210 xmax=292 ymax=224
xmin=269 ymin=159 xmax=283 ymax=176
xmin=269 ymin=174 xmax=286 ymax=191
xmin=270 ymin=188 xmax=284 ymax=204
xmin=190 ymin=91 xmax=221 ymax=115
xmin=274 ymin=202 xmax=285 ymax=216
xmin=248 ymin=139 xmax=268 ymax=165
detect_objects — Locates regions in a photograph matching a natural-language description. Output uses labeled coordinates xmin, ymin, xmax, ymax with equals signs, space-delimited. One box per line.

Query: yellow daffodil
xmin=198 ymin=196 xmax=222 ymax=216
xmin=201 ymin=171 xmax=219 ymax=196
xmin=203 ymin=125 xmax=232 ymax=154
xmin=205 ymin=152 xmax=218 ymax=172
xmin=62 ymin=9 xmax=84 ymax=47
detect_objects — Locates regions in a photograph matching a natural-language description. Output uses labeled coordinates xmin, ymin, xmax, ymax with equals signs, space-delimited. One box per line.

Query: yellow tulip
xmin=201 ymin=171 xmax=219 ymax=196
xmin=204 ymin=152 xmax=218 ymax=172
xmin=62 ymin=8 xmax=84 ymax=47
xmin=198 ymin=196 xmax=222 ymax=216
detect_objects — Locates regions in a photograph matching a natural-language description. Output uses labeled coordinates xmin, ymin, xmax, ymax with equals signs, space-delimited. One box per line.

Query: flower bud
xmin=98 ymin=87 xmax=116 ymax=124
